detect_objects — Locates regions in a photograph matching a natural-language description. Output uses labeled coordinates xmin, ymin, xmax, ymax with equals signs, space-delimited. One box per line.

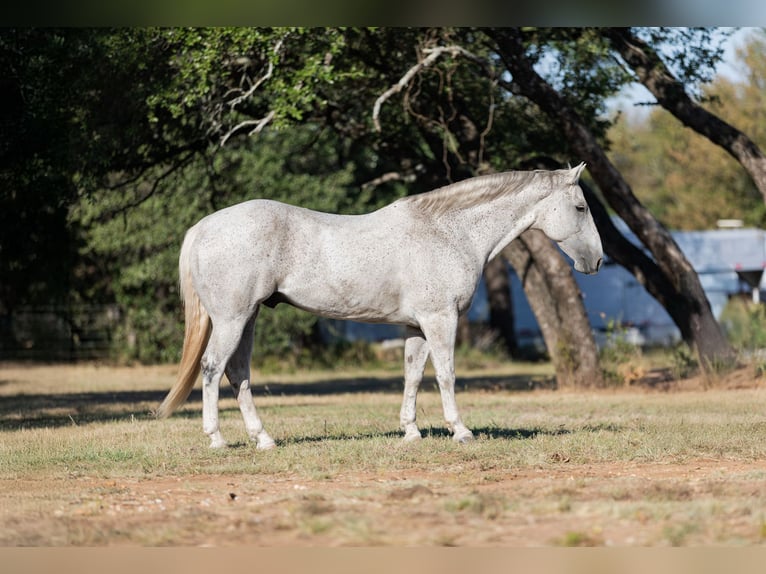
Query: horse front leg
xmin=399 ymin=332 xmax=430 ymax=442
xmin=420 ymin=314 xmax=474 ymax=443
xmin=225 ymin=310 xmax=276 ymax=450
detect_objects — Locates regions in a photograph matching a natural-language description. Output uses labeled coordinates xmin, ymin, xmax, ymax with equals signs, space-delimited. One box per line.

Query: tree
xmin=0 ymin=28 xmax=367 ymax=359
xmin=0 ymin=29 xmax=98 ymax=315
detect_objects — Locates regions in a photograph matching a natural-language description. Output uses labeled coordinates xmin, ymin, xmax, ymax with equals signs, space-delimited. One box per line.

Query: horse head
xmin=534 ymin=163 xmax=603 ymax=275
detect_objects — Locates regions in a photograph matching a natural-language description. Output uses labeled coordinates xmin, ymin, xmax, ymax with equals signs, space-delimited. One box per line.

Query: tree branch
xmin=217 ymin=35 xmax=286 ymax=147
xmin=224 ymin=36 xmax=285 ymax=111
xmin=603 ymin=27 xmax=766 ymax=202
xmin=360 ymin=166 xmax=423 ymax=190
xmin=219 ymin=110 xmax=275 ymax=147
xmin=486 ymin=27 xmax=733 ymax=360
xmin=372 ymin=45 xmax=494 ymax=132
xmin=94 ymin=151 xmax=197 ymax=224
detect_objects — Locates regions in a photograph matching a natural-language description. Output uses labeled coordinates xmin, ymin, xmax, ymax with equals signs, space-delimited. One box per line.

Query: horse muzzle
xmin=575 ymin=256 xmax=602 ymax=275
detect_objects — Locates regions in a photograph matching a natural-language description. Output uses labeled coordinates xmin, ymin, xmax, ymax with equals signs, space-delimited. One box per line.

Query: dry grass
xmin=2 ymin=362 xmax=766 ymax=546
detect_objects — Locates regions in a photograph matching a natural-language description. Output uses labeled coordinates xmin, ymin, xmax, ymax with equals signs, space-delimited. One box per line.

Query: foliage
xmin=598 ymin=318 xmax=644 ymax=386
xmin=0 ymin=29 xmax=97 ymax=312
xmin=0 ymin=28 xmax=350 ymax=310
xmin=526 ymin=28 xmax=633 ymax=143
xmin=719 ymin=297 xmax=766 ymax=352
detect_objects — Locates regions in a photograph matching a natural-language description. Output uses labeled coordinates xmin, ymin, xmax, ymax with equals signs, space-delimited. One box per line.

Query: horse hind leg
xmin=200 ymin=316 xmax=253 ymax=448
xmin=225 ymin=309 xmax=275 ymax=450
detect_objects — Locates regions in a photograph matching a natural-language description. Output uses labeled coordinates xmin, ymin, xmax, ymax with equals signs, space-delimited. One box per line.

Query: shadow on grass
xmin=0 ymin=372 xmax=555 ymax=432
xmin=272 ymin=425 xmax=573 ymax=446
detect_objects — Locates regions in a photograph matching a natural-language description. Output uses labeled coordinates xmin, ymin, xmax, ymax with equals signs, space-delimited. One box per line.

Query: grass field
xmin=2 ymin=362 xmax=766 ymax=546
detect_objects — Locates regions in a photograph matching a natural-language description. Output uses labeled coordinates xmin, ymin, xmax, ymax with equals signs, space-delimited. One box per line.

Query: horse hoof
xmin=454 ymin=432 xmax=475 ymax=444
xmin=209 ymin=439 xmax=228 ymax=449
xmin=256 ymin=437 xmax=277 ymax=450
xmin=402 ymin=431 xmax=423 ymax=443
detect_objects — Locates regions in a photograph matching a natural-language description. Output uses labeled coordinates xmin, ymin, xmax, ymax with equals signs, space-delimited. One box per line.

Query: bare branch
xmin=225 ymin=37 xmax=285 ymax=111
xmin=477 ymin=80 xmax=497 ymax=171
xmin=360 ymin=166 xmax=422 ymax=190
xmin=219 ymin=110 xmax=276 ymax=147
xmin=217 ymin=35 xmax=287 ymax=147
xmin=372 ymin=45 xmax=493 ymax=132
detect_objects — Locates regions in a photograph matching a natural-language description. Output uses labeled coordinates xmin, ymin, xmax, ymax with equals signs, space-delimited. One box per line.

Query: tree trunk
xmin=504 ymin=230 xmax=603 ymax=387
xmin=455 ymin=313 xmax=472 ymax=347
xmin=482 ymin=255 xmax=517 ymax=357
xmin=604 ymin=27 xmax=766 ymax=202
xmin=488 ymin=27 xmax=735 ymax=365
xmin=579 ymin=178 xmax=713 ymax=346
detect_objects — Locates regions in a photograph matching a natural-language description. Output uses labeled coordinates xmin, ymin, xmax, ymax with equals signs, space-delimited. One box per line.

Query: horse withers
xmin=156 ymin=163 xmax=602 ymax=449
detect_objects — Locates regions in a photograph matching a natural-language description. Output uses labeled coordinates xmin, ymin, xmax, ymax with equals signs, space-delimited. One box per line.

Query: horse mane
xmin=401 ymin=169 xmax=560 ymax=216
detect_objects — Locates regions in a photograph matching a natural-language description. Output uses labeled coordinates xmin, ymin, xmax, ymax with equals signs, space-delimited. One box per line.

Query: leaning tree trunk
xmin=490 ymin=28 xmax=735 ymax=366
xmin=482 ymin=254 xmax=518 ymax=357
xmin=503 ymin=230 xmax=603 ymax=388
xmin=604 ymin=27 xmax=766 ymax=202
xmin=578 ymin=177 xmax=708 ymax=345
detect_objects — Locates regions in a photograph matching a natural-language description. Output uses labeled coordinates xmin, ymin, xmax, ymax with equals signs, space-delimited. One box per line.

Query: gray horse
xmin=156 ymin=163 xmax=602 ymax=449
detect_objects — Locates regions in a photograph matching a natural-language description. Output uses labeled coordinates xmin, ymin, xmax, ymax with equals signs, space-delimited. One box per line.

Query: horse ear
xmin=569 ymin=162 xmax=586 ymax=183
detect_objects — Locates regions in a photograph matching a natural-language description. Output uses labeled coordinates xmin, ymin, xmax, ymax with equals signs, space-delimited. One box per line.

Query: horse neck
xmin=439 ymin=178 xmax=551 ymax=264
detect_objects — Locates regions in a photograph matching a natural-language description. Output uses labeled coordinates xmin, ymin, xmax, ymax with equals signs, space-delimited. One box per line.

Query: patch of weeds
xmin=599 ymin=318 xmax=644 ymax=386
xmin=661 ymin=521 xmax=699 ymax=546
xmin=445 ymin=491 xmax=506 ymax=520
xmin=299 ymin=516 xmax=333 ymax=536
xmin=720 ymin=298 xmax=766 ymax=352
xmin=670 ymin=343 xmax=698 ymax=380
xmin=557 ymin=496 xmax=573 ymax=513
xmin=696 ymin=360 xmax=729 ymax=390
xmin=454 ymin=342 xmax=509 ymax=371
xmin=557 ymin=529 xmax=603 ymax=547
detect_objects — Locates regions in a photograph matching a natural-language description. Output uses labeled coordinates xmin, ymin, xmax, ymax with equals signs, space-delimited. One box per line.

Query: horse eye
xmin=575 ymin=204 xmax=587 ymax=213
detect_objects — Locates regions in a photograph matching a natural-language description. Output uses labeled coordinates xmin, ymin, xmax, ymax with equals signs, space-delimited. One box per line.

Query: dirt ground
xmin=4 ymin=458 xmax=766 ymax=546
xmin=3 ymin=366 xmax=766 ymax=547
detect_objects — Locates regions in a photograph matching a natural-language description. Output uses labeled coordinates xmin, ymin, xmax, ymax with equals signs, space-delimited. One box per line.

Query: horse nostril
xmin=596 ymin=257 xmax=603 ymax=271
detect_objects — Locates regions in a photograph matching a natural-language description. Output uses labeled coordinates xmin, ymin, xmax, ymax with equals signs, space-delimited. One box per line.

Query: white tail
xmin=155 ymin=227 xmax=211 ymax=418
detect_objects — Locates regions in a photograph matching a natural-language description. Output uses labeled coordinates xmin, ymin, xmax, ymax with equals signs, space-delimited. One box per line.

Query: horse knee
xmin=201 ymin=355 xmax=220 ymax=380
